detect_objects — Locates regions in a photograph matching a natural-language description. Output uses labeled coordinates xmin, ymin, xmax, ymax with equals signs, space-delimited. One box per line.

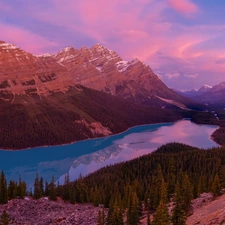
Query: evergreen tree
xmin=49 ymin=175 xmax=57 ymax=201
xmin=40 ymin=177 xmax=44 ymax=197
xmin=62 ymin=173 xmax=70 ymax=201
xmin=45 ymin=181 xmax=49 ymax=196
xmin=152 ymin=180 xmax=170 ymax=225
xmin=69 ymin=185 xmax=76 ymax=204
xmin=211 ymin=173 xmax=221 ymax=197
xmin=167 ymin=157 xmax=176 ymax=196
xmin=33 ymin=173 xmax=42 ymax=199
xmin=149 ymin=165 xmax=164 ymax=210
xmin=107 ymin=199 xmax=123 ymax=225
xmin=17 ymin=176 xmax=26 ymax=199
xmin=172 ymin=183 xmax=186 ymax=225
xmin=0 ymin=210 xmax=10 ymax=225
xmin=181 ymin=173 xmax=193 ymax=211
xmin=127 ymin=191 xmax=140 ymax=225
xmin=0 ymin=170 xmax=8 ymax=204
xmin=8 ymin=180 xmax=17 ymax=200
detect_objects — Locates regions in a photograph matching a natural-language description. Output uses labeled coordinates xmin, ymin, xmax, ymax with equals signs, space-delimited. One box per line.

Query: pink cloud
xmin=168 ymin=0 xmax=198 ymax=15
xmin=0 ymin=23 xmax=58 ymax=54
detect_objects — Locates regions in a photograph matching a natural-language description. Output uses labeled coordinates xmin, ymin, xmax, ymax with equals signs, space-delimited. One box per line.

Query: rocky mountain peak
xmin=198 ymin=84 xmax=212 ymax=93
xmin=0 ymin=41 xmax=73 ymax=101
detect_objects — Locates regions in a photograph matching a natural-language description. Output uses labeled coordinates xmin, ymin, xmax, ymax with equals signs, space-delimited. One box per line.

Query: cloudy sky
xmin=0 ymin=0 xmax=225 ymax=90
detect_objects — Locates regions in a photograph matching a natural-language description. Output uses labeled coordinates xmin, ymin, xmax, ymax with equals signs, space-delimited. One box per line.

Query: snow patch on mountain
xmin=0 ymin=43 xmax=19 ymax=50
xmin=116 ymin=59 xmax=138 ymax=72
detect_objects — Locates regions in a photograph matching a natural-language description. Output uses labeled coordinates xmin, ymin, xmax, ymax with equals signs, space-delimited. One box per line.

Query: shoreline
xmin=0 ymin=118 xmax=219 ymax=152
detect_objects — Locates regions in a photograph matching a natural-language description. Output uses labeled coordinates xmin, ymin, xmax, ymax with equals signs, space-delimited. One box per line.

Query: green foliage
xmin=107 ymin=199 xmax=124 ymax=225
xmin=211 ymin=173 xmax=221 ymax=197
xmin=49 ymin=175 xmax=57 ymax=201
xmin=127 ymin=191 xmax=141 ymax=225
xmin=33 ymin=173 xmax=43 ymax=199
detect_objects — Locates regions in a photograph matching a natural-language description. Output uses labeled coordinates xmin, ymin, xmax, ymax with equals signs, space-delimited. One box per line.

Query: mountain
xmin=177 ymin=84 xmax=212 ymax=98
xmin=0 ymin=40 xmax=199 ymax=149
xmin=51 ymin=43 xmax=200 ymax=109
xmin=185 ymin=82 xmax=225 ymax=107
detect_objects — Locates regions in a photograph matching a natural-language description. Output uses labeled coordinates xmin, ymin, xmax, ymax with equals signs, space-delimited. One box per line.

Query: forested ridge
xmin=1 ymin=143 xmax=225 ymax=224
xmin=0 ymin=85 xmax=184 ymax=150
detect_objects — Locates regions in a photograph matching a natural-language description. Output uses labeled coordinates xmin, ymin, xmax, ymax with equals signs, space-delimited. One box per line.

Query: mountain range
xmin=0 ymin=40 xmax=202 ymax=149
xmin=178 ymin=82 xmax=225 ymax=107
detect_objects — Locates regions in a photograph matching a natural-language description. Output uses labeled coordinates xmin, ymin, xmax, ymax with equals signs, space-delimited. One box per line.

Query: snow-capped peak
xmin=202 ymin=84 xmax=212 ymax=89
xmin=116 ymin=59 xmax=139 ymax=72
xmin=36 ymin=53 xmax=53 ymax=58
xmin=0 ymin=42 xmax=19 ymax=50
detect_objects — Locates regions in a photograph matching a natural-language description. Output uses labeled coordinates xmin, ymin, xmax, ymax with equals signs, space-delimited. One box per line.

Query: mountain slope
xmin=0 ymin=85 xmax=182 ymax=150
xmin=52 ymin=43 xmax=201 ymax=109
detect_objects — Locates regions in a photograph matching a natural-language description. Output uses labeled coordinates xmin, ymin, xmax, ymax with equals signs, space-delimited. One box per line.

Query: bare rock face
xmin=0 ymin=40 xmax=192 ymax=108
xmin=53 ymin=43 xmax=186 ymax=106
xmin=0 ymin=41 xmax=73 ymax=102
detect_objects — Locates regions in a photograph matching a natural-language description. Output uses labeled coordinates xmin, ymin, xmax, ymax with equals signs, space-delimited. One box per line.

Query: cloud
xmin=0 ymin=23 xmax=58 ymax=54
xmin=184 ymin=73 xmax=199 ymax=78
xmin=165 ymin=72 xmax=180 ymax=79
xmin=168 ymin=0 xmax=198 ymax=15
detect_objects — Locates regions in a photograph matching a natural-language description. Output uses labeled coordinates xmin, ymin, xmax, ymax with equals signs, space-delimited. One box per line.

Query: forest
xmin=1 ymin=143 xmax=225 ymax=224
xmin=0 ymin=86 xmax=184 ymax=150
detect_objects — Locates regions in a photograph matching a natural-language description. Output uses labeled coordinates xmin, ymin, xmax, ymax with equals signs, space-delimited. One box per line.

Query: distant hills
xmin=177 ymin=82 xmax=225 ymax=107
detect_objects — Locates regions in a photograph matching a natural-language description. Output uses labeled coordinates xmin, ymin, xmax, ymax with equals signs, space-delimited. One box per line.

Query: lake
xmin=0 ymin=119 xmax=219 ymax=187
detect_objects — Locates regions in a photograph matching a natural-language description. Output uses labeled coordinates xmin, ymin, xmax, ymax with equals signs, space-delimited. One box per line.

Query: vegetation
xmin=0 ymin=86 xmax=183 ymax=150
xmin=2 ymin=143 xmax=225 ymax=224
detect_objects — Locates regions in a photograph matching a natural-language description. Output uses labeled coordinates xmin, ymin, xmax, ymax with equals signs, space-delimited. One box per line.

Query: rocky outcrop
xmin=186 ymin=192 xmax=225 ymax=225
xmin=0 ymin=41 xmax=72 ymax=102
xmin=0 ymin=197 xmax=107 ymax=225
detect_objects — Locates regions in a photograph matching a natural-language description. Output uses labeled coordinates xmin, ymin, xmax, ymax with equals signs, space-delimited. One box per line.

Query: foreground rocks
xmin=0 ymin=197 xmax=106 ymax=225
xmin=187 ymin=192 xmax=225 ymax=225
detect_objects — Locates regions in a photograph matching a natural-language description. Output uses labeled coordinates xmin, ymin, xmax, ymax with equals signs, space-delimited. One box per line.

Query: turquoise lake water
xmin=0 ymin=119 xmax=219 ymax=186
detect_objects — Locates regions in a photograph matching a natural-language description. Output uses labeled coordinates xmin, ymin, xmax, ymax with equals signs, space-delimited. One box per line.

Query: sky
xmin=0 ymin=0 xmax=225 ymax=90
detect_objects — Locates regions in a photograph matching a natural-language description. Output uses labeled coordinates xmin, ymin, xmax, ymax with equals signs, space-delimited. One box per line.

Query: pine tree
xmin=181 ymin=173 xmax=193 ymax=211
xmin=127 ymin=191 xmax=140 ymax=225
xmin=211 ymin=173 xmax=221 ymax=197
xmin=33 ymin=173 xmax=42 ymax=199
xmin=172 ymin=183 xmax=186 ymax=225
xmin=69 ymin=185 xmax=76 ymax=204
xmin=152 ymin=180 xmax=170 ymax=225
xmin=107 ymin=198 xmax=123 ymax=225
xmin=149 ymin=165 xmax=164 ymax=210
xmin=0 ymin=170 xmax=8 ymax=204
xmin=17 ymin=176 xmax=26 ymax=199
xmin=62 ymin=173 xmax=70 ymax=201
xmin=40 ymin=177 xmax=44 ymax=197
xmin=49 ymin=175 xmax=57 ymax=201
xmin=8 ymin=180 xmax=17 ymax=200
xmin=167 ymin=157 xmax=176 ymax=196
xmin=0 ymin=210 xmax=10 ymax=225
xmin=45 ymin=181 xmax=49 ymax=196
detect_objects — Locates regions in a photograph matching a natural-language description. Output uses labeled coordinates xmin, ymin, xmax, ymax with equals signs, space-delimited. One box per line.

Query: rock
xmin=0 ymin=197 xmax=107 ymax=225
